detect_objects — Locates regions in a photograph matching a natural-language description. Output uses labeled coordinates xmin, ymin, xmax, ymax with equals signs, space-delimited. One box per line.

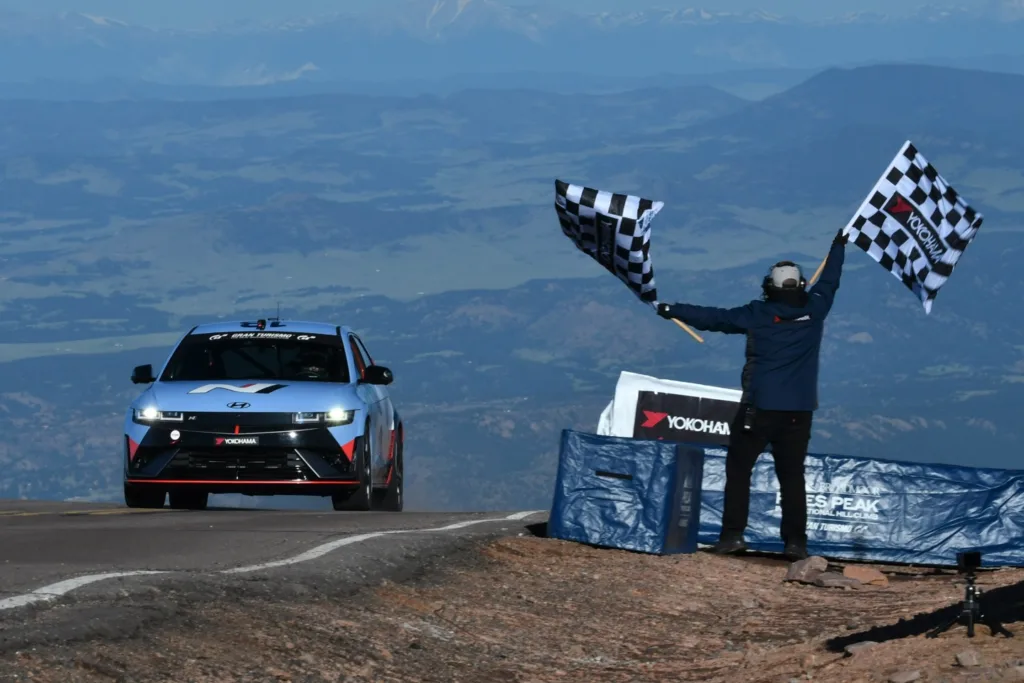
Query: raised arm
xmin=657 ymin=301 xmax=755 ymax=335
xmin=806 ymin=230 xmax=847 ymax=319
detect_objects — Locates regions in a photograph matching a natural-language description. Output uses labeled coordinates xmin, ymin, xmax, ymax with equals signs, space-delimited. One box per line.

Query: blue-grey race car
xmin=123 ymin=318 xmax=403 ymax=512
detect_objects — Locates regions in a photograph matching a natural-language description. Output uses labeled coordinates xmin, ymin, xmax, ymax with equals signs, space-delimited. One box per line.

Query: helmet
xmin=762 ymin=260 xmax=806 ymax=295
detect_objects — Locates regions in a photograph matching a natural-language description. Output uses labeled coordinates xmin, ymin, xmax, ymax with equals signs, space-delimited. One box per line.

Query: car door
xmin=356 ymin=335 xmax=395 ymax=462
xmin=353 ymin=334 xmax=394 ymax=476
xmin=353 ymin=334 xmax=391 ymax=407
xmin=348 ymin=334 xmax=385 ymax=480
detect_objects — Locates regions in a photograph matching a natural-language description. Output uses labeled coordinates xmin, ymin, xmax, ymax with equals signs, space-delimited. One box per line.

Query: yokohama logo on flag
xmin=187 ymin=383 xmax=286 ymax=394
xmin=842 ymin=140 xmax=983 ymax=314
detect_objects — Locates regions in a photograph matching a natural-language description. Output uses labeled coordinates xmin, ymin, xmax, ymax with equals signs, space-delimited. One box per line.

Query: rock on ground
xmin=785 ymin=555 xmax=829 ymax=583
xmin=843 ymin=565 xmax=890 ymax=587
xmin=814 ymin=572 xmax=863 ymax=589
xmin=844 ymin=641 xmax=877 ymax=657
xmin=956 ymin=649 xmax=981 ymax=667
xmin=888 ymin=671 xmax=920 ymax=683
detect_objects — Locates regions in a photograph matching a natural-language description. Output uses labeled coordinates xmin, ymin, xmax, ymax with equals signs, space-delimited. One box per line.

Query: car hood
xmin=137 ymin=380 xmax=363 ymax=413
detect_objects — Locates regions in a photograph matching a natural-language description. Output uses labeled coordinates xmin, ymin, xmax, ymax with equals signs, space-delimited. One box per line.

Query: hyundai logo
xmin=227 ymin=402 xmax=251 ymax=409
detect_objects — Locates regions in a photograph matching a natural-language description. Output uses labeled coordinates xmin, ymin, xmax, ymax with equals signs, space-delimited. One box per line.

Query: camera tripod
xmin=926 ymin=570 xmax=1013 ymax=639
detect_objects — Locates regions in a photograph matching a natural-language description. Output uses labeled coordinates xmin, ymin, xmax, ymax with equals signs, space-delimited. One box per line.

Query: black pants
xmin=720 ymin=407 xmax=813 ymax=546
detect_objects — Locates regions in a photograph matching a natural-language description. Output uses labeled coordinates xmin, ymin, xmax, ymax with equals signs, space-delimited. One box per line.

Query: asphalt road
xmin=0 ymin=498 xmax=545 ymax=661
xmin=0 ymin=499 xmax=541 ymax=600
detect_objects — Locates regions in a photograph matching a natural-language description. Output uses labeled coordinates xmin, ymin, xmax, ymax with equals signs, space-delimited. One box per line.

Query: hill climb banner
xmin=594 ymin=371 xmax=1024 ymax=566
xmin=696 ymin=444 xmax=1024 ymax=567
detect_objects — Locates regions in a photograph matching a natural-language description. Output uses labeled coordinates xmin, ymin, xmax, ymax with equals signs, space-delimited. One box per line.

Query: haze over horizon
xmin=0 ymin=0 xmax=995 ymax=28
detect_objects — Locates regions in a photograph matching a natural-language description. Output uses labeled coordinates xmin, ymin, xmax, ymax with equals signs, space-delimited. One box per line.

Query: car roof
xmin=188 ymin=320 xmax=352 ymax=337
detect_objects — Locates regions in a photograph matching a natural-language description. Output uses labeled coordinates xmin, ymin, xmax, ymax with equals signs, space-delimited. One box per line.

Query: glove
xmin=656 ymin=303 xmax=674 ymax=319
xmin=833 ymin=228 xmax=848 ymax=246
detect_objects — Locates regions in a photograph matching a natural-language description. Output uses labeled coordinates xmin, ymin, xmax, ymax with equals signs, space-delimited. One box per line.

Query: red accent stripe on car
xmin=126 ymin=479 xmax=359 ymax=485
xmin=127 ymin=437 xmax=139 ymax=461
xmin=384 ymin=427 xmax=399 ymax=485
xmin=385 ymin=430 xmax=397 ymax=483
xmin=234 ymin=425 xmax=240 ymax=434
xmin=339 ymin=439 xmax=355 ymax=461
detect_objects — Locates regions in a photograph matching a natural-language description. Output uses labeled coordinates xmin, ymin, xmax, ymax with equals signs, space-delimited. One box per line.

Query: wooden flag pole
xmin=808 ymin=253 xmax=829 ymax=286
xmin=809 ymin=229 xmax=847 ymax=286
xmin=672 ymin=318 xmax=705 ymax=343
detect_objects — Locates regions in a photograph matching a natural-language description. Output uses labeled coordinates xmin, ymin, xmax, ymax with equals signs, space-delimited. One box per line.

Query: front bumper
xmin=124 ymin=411 xmax=361 ymax=493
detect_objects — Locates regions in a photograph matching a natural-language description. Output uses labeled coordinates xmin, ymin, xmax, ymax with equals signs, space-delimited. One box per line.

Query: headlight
xmin=292 ymin=409 xmax=355 ymax=425
xmin=133 ymin=408 xmax=183 ymax=423
xmin=327 ymin=408 xmax=354 ymax=424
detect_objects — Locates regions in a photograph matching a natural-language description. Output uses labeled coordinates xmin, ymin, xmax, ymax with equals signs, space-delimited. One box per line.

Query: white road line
xmin=503 ymin=510 xmax=539 ymax=521
xmin=0 ymin=571 xmax=168 ymax=611
xmin=223 ymin=511 xmax=543 ymax=574
xmin=221 ymin=531 xmax=402 ymax=574
xmin=0 ymin=511 xmax=544 ymax=611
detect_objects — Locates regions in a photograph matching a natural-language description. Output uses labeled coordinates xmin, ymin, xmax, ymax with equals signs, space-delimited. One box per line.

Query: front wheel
xmin=124 ymin=483 xmax=165 ymax=509
xmin=373 ymin=426 xmax=403 ymax=512
xmin=332 ymin=431 xmax=372 ymax=512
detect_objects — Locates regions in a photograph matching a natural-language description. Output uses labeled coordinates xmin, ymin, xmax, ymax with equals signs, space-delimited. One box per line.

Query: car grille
xmin=163 ymin=448 xmax=314 ymax=481
xmin=178 ymin=412 xmax=305 ymax=433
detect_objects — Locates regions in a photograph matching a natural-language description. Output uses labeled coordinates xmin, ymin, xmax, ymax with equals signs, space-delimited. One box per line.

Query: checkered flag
xmin=842 ymin=141 xmax=983 ymax=314
xmin=554 ymin=179 xmax=663 ymax=307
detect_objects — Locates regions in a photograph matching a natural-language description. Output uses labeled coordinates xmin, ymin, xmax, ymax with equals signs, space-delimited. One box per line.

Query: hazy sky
xmin=4 ymin=0 xmax=959 ymax=28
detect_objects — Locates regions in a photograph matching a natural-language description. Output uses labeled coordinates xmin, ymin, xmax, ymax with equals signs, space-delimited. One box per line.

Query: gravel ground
xmin=1 ymin=529 xmax=1022 ymax=683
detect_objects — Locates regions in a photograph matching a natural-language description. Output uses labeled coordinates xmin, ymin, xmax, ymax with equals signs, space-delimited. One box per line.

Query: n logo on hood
xmin=188 ymin=383 xmax=286 ymax=394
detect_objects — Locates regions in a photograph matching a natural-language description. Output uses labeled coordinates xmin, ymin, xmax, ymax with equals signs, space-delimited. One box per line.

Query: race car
xmin=122 ymin=318 xmax=403 ymax=512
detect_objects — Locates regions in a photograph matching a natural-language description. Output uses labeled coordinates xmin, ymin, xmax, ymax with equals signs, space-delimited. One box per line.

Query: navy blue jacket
xmin=665 ymin=240 xmax=846 ymax=412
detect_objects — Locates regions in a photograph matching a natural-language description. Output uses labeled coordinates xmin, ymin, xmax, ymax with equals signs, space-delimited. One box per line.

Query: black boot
xmin=712 ymin=535 xmax=747 ymax=555
xmin=783 ymin=541 xmax=808 ymax=561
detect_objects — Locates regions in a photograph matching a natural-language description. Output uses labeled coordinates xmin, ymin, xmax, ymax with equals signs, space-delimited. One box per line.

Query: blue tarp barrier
xmin=548 ymin=430 xmax=1024 ymax=567
xmin=693 ymin=443 xmax=1024 ymax=567
xmin=548 ymin=430 xmax=704 ymax=555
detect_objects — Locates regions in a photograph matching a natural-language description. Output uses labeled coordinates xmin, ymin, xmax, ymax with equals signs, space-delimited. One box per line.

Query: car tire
xmin=332 ymin=430 xmax=372 ymax=512
xmin=124 ymin=483 xmax=165 ymax=509
xmin=373 ymin=426 xmax=403 ymax=512
xmin=168 ymin=489 xmax=209 ymax=510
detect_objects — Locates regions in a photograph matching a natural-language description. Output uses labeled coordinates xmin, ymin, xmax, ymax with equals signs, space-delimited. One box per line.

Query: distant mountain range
xmin=1 ymin=2 xmax=1023 ymax=86
xmin=6 ymin=2 xmax=1024 ymax=34
xmin=0 ymin=67 xmax=820 ymax=101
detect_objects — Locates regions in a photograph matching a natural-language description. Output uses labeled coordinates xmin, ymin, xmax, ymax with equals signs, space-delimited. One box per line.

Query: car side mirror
xmin=131 ymin=364 xmax=155 ymax=384
xmin=362 ymin=364 xmax=393 ymax=386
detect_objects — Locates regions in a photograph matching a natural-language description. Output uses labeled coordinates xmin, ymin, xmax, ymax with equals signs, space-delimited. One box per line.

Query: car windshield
xmin=160 ymin=331 xmax=350 ymax=383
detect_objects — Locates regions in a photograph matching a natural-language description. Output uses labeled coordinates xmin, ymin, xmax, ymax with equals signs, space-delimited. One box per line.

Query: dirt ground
xmin=3 ymin=533 xmax=1024 ymax=683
